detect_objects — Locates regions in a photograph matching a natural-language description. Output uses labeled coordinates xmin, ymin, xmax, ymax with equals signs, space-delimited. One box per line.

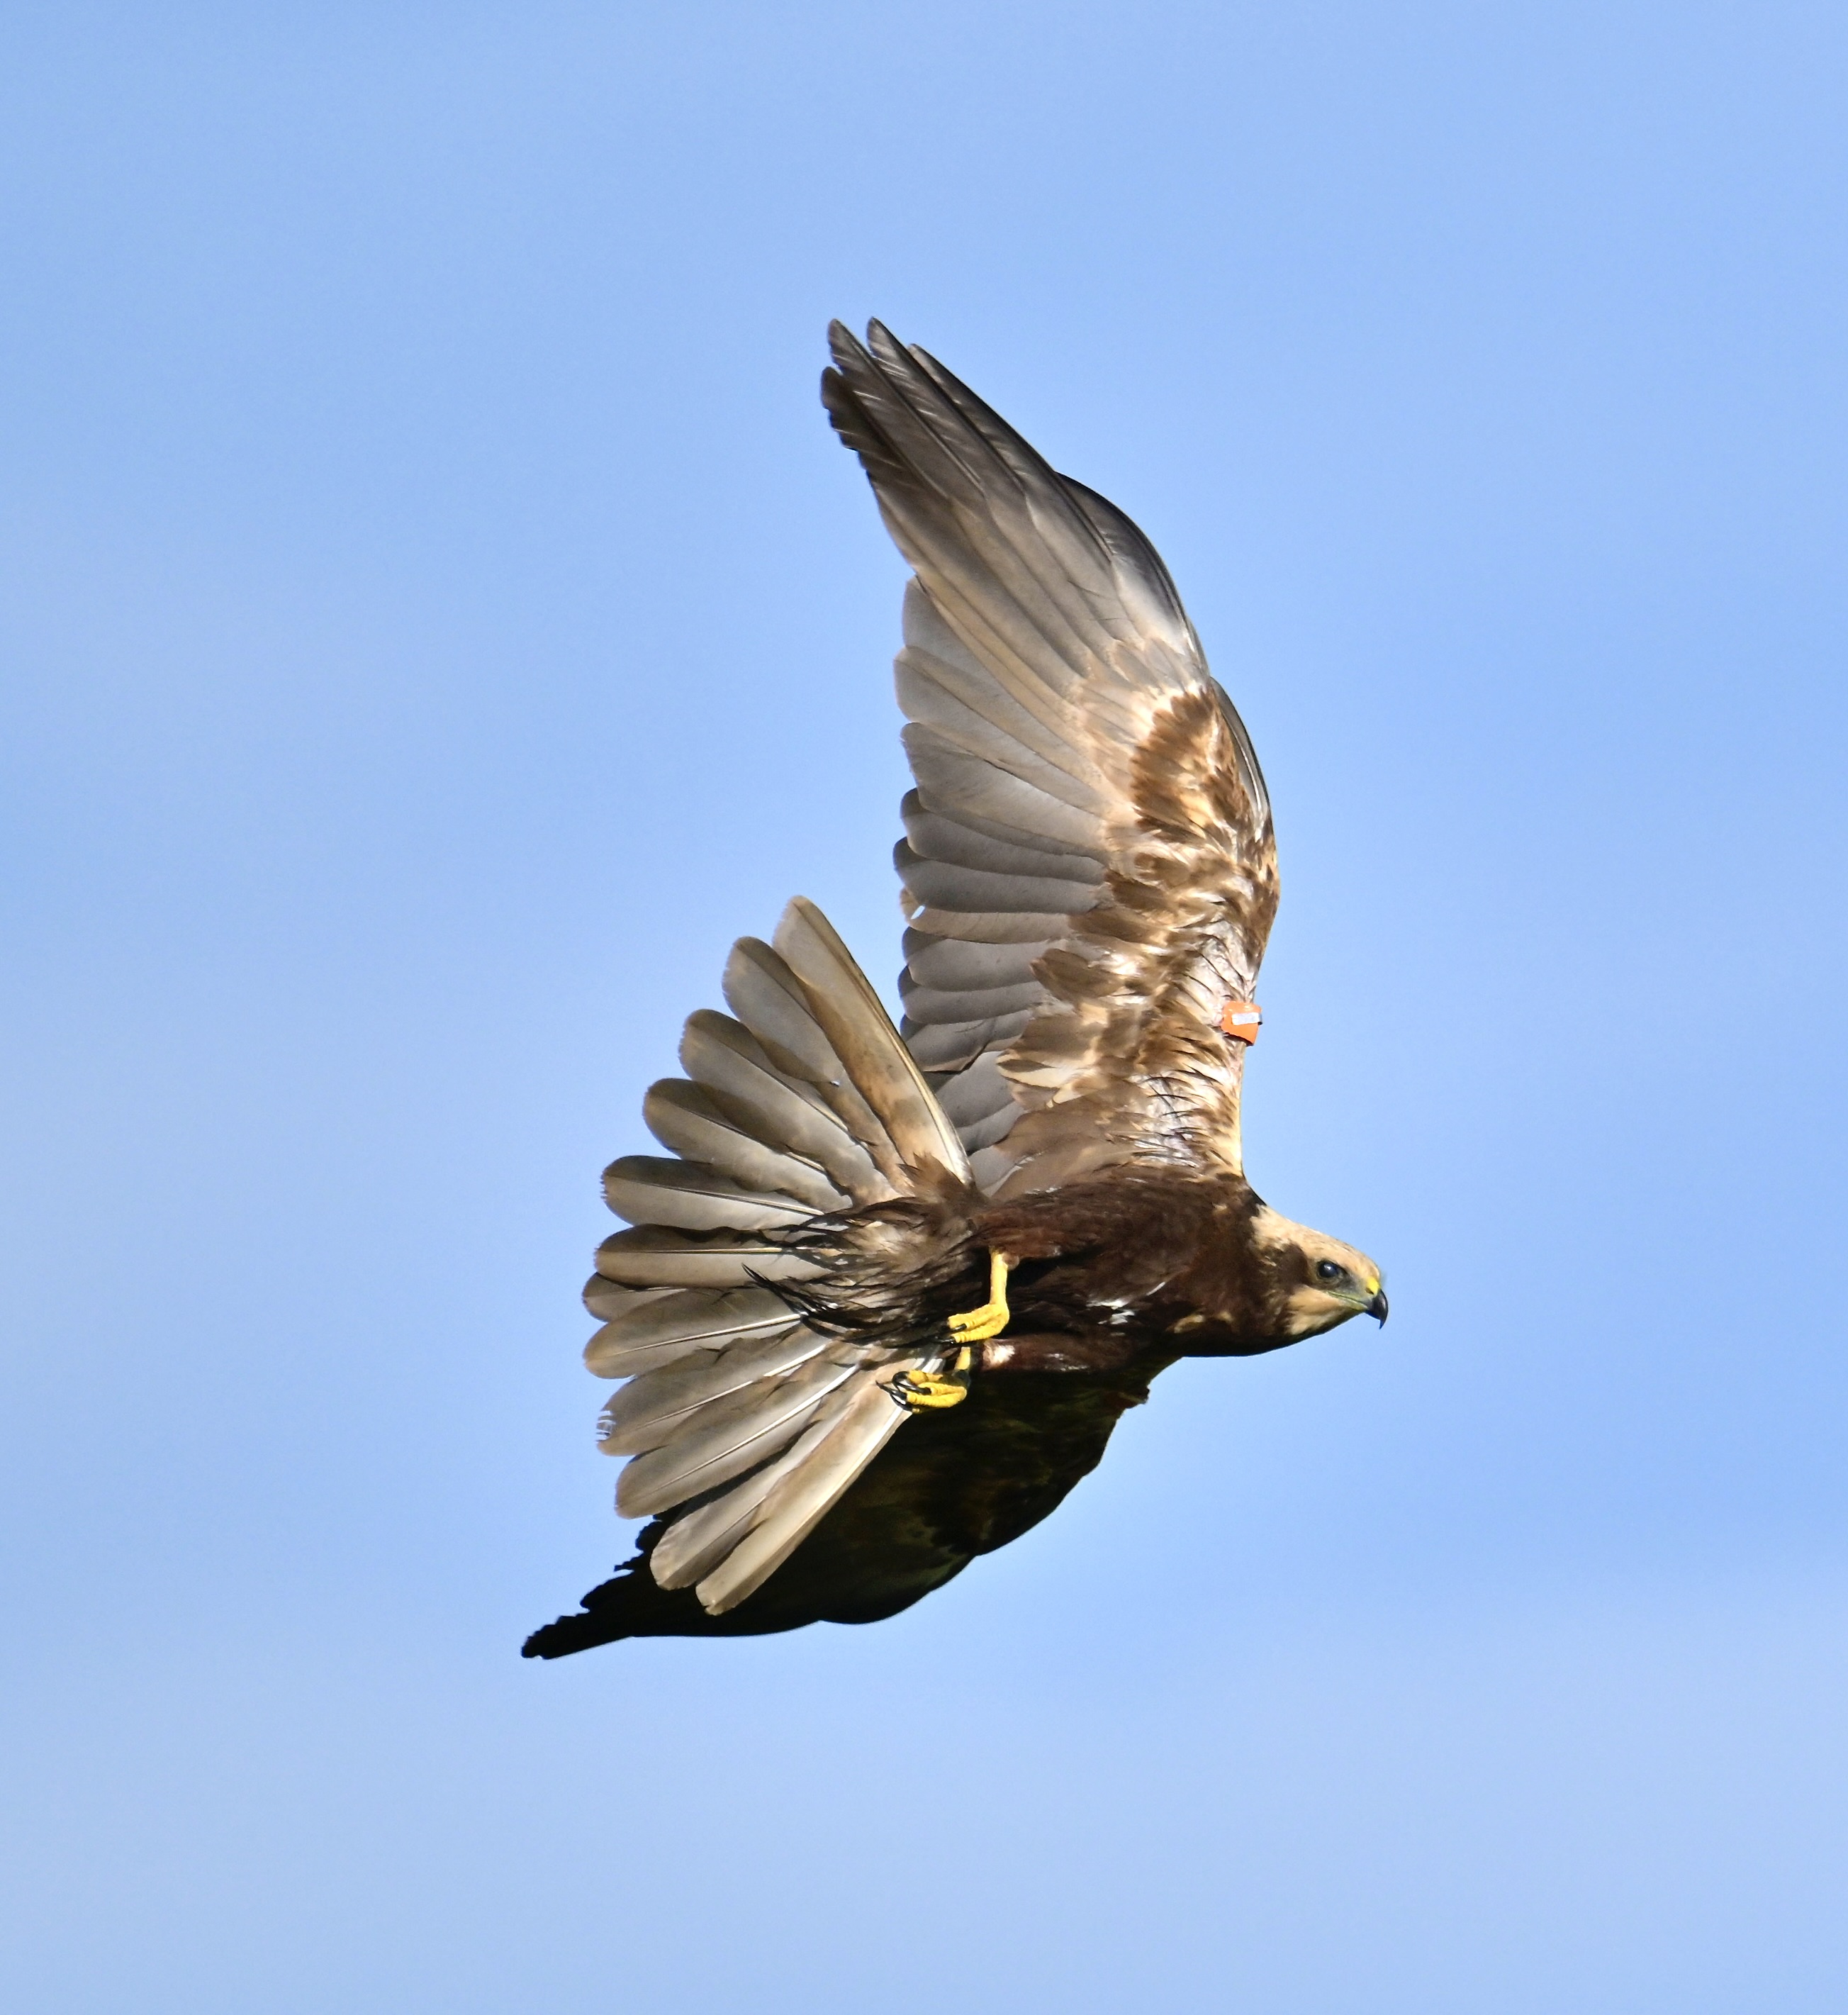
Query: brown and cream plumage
xmin=524 ymin=322 xmax=1384 ymax=1658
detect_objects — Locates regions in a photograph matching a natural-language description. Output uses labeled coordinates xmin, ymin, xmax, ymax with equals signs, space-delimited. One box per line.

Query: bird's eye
xmin=1315 ymin=1259 xmax=1344 ymax=1282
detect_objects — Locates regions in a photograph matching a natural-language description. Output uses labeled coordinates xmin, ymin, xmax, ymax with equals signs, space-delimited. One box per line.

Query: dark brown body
xmin=786 ymin=1167 xmax=1317 ymax=1371
xmin=973 ymin=1168 xmax=1309 ymax=1365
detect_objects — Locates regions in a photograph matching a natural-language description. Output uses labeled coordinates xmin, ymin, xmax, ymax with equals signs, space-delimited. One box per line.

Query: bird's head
xmin=1251 ymin=1207 xmax=1388 ymax=1338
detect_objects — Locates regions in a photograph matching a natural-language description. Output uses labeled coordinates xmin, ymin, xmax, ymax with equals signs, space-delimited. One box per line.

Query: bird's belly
xmin=978 ymin=1329 xmax=1147 ymax=1375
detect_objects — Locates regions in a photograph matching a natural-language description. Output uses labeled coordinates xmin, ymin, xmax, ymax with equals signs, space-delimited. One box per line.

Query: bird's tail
xmin=544 ymin=898 xmax=971 ymax=1632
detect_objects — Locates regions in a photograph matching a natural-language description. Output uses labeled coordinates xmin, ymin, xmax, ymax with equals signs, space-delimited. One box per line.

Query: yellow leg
xmin=886 ymin=1345 xmax=974 ymax=1411
xmin=947 ymin=1250 xmax=1014 ymax=1344
xmin=886 ymin=1254 xmax=1016 ymax=1412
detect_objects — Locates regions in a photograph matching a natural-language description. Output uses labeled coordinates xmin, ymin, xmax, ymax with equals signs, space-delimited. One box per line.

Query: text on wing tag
xmin=1220 ymin=1001 xmax=1262 ymax=1044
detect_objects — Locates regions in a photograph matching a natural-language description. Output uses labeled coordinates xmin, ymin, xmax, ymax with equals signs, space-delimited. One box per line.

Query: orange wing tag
xmin=1220 ymin=1001 xmax=1262 ymax=1044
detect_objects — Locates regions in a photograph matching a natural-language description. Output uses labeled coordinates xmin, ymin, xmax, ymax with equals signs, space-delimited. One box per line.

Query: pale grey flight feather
xmin=583 ymin=1285 xmax=800 ymax=1380
xmin=583 ymin=897 xmax=960 ymax=1610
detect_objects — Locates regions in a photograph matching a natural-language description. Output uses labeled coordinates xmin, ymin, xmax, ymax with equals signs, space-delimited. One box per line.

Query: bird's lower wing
xmin=522 ymin=1355 xmax=1168 ymax=1654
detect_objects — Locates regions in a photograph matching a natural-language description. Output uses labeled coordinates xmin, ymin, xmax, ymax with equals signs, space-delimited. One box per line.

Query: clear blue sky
xmin=4 ymin=4 xmax=1845 ymax=2009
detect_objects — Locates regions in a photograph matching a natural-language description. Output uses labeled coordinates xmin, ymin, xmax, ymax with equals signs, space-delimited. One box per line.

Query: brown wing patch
xmin=987 ymin=686 xmax=1279 ymax=1192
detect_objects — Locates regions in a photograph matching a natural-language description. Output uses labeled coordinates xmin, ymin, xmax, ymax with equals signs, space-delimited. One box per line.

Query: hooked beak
xmin=1366 ymin=1289 xmax=1389 ymax=1324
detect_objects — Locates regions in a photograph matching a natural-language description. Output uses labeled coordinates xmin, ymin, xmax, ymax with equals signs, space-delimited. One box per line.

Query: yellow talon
xmin=886 ymin=1257 xmax=1014 ymax=1412
xmin=946 ymin=1250 xmax=1014 ymax=1344
xmin=887 ymin=1346 xmax=973 ymax=1411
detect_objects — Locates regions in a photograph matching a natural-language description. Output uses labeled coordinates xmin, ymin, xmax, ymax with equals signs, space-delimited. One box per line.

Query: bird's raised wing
xmin=824 ymin=322 xmax=1279 ymax=1197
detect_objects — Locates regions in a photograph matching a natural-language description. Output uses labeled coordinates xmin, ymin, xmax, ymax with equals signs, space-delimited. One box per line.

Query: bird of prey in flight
xmin=524 ymin=321 xmax=1384 ymax=1656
